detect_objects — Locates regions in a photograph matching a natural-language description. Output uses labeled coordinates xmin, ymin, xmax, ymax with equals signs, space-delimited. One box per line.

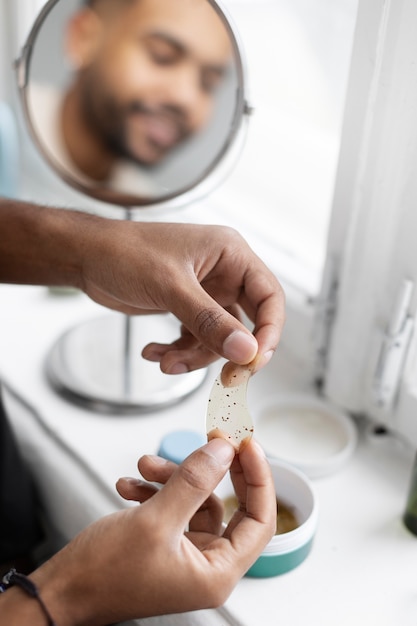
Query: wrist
xmin=0 ymin=585 xmax=50 ymax=626
xmin=29 ymin=550 xmax=101 ymax=626
xmin=29 ymin=560 xmax=78 ymax=626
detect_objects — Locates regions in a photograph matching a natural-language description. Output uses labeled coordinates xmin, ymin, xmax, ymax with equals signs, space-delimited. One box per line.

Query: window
xmin=206 ymin=0 xmax=359 ymax=296
xmin=207 ymin=0 xmax=417 ymax=447
xmin=318 ymin=0 xmax=417 ymax=446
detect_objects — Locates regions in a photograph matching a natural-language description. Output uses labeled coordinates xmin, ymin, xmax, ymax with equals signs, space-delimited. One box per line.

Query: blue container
xmin=157 ymin=430 xmax=206 ymax=465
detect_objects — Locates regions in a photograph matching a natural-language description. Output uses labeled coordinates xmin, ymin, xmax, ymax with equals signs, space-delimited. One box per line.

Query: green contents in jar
xmin=222 ymin=494 xmax=299 ymax=534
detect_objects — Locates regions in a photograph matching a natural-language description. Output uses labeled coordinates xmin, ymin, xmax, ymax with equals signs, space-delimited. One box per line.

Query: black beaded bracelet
xmin=0 ymin=568 xmax=57 ymax=625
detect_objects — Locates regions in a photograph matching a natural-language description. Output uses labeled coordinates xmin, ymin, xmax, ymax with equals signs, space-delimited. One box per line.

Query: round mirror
xmin=17 ymin=0 xmax=248 ymax=208
xmin=16 ymin=0 xmax=250 ymax=413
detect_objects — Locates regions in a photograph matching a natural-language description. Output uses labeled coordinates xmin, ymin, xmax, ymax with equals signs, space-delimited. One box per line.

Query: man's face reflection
xmin=66 ymin=0 xmax=232 ymax=169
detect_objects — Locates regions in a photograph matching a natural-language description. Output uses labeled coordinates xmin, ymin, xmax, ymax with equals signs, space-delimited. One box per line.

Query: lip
xmin=132 ymin=111 xmax=182 ymax=148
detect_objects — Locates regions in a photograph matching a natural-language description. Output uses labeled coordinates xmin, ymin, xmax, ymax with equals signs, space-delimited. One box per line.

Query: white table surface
xmin=1 ymin=284 xmax=417 ymax=626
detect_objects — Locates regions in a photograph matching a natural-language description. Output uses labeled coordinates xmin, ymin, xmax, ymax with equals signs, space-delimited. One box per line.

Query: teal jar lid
xmin=157 ymin=430 xmax=206 ymax=464
xmin=246 ymin=537 xmax=315 ymax=578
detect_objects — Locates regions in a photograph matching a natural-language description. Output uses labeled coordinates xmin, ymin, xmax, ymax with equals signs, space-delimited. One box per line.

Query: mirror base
xmin=45 ymin=313 xmax=208 ymax=414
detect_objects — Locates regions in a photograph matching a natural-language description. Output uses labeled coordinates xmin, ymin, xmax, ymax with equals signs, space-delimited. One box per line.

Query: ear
xmin=64 ymin=9 xmax=103 ymax=70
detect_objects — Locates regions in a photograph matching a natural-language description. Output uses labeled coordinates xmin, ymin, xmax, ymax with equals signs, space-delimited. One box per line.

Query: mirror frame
xmin=15 ymin=0 xmax=251 ymax=211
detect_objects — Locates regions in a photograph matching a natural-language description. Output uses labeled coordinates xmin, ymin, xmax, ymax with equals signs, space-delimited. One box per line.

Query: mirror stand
xmin=45 ymin=311 xmax=208 ymax=414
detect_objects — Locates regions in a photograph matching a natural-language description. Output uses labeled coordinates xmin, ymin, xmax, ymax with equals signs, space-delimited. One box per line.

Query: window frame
xmin=318 ymin=0 xmax=417 ymax=446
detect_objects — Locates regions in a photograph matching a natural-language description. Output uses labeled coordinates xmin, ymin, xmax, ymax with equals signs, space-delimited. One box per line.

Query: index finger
xmin=241 ymin=267 xmax=286 ymax=373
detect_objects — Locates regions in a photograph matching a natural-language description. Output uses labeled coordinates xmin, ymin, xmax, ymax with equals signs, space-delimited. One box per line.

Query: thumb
xmin=150 ymin=439 xmax=235 ymax=530
xmin=171 ymin=286 xmax=258 ymax=364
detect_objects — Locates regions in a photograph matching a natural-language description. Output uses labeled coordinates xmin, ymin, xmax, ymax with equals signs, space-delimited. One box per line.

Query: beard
xmin=78 ymin=70 xmax=191 ymax=167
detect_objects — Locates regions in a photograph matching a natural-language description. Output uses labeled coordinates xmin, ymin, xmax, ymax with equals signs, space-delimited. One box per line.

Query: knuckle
xmin=195 ymin=307 xmax=224 ymax=338
xmin=178 ymin=463 xmax=211 ymax=494
xmin=214 ymin=224 xmax=241 ymax=240
xmin=179 ymin=449 xmax=223 ymax=492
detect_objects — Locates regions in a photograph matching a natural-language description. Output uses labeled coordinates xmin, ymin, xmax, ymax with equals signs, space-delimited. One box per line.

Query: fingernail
xmin=249 ymin=349 xmax=274 ymax=374
xmin=147 ymin=455 xmax=170 ymax=466
xmin=119 ymin=477 xmax=142 ymax=486
xmin=167 ymin=363 xmax=189 ymax=375
xmin=205 ymin=438 xmax=235 ymax=465
xmin=223 ymin=330 xmax=258 ymax=363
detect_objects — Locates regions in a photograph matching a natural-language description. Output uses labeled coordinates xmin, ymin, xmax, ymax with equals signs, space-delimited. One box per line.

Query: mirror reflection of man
xmin=30 ymin=0 xmax=233 ymax=196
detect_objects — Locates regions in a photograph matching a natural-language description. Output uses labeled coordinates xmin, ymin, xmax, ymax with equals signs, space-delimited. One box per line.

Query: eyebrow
xmin=145 ymin=31 xmax=229 ymax=76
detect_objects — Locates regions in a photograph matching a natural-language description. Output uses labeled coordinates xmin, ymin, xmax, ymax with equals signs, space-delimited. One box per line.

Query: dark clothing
xmin=0 ymin=383 xmax=43 ymax=564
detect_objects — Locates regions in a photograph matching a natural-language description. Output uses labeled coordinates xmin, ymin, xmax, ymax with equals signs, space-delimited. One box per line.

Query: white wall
xmin=0 ymin=1 xmax=15 ymax=104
